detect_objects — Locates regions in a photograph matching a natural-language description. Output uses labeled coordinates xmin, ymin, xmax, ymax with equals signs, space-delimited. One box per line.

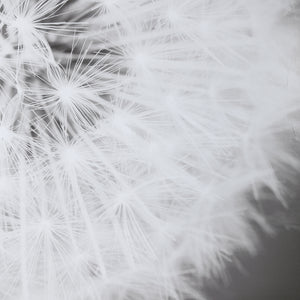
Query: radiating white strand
xmin=0 ymin=0 xmax=299 ymax=299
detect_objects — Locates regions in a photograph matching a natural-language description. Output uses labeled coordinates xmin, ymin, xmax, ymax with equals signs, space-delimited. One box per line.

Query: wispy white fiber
xmin=0 ymin=0 xmax=299 ymax=299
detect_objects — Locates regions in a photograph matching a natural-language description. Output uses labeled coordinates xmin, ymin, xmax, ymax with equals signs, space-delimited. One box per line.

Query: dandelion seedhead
xmin=0 ymin=0 xmax=299 ymax=299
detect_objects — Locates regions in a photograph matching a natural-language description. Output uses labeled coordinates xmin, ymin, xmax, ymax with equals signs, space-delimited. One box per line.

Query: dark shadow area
xmin=205 ymin=229 xmax=300 ymax=300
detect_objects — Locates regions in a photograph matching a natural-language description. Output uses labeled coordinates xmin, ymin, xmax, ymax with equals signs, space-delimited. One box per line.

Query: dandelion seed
xmin=0 ymin=0 xmax=299 ymax=299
